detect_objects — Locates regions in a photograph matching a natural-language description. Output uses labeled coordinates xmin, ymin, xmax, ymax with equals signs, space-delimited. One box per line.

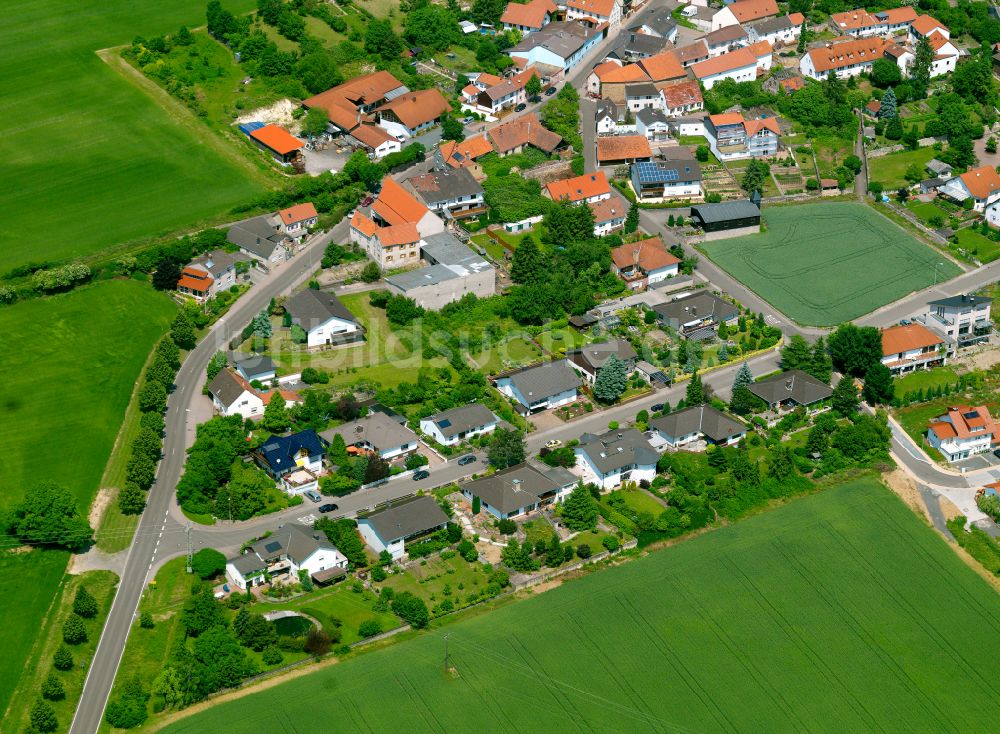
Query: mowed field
xmin=161 ymin=479 xmax=1000 ymax=734
xmin=702 ymin=202 xmax=961 ymax=326
xmin=0 ymin=0 xmax=263 ymax=271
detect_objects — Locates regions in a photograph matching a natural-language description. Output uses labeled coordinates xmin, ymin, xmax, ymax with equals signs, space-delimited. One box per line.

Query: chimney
xmin=512 ymin=478 xmax=522 ymax=492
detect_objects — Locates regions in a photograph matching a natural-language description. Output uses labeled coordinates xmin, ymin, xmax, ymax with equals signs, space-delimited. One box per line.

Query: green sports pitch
xmin=701 ymin=202 xmax=961 ymax=326
xmin=161 ymin=479 xmax=1000 ymax=734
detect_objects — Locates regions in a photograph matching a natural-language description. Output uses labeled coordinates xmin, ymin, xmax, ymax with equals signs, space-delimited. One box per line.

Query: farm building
xmin=689 ymin=199 xmax=761 ymax=240
xmin=247 ymin=124 xmax=303 ymax=165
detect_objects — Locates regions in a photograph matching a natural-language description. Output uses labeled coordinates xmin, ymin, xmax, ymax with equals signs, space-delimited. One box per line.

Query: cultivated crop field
xmin=161 ymin=479 xmax=1000 ymax=733
xmin=702 ymin=202 xmax=961 ymax=326
xmin=1 ymin=0 xmax=264 ymax=272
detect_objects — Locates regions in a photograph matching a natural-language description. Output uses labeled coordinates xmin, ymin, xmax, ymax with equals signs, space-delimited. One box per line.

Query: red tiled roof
xmin=959 ymin=166 xmax=1000 ymax=199
xmin=830 ymin=9 xmax=879 ymax=31
xmin=911 ymin=14 xmax=946 ymax=37
xmin=589 ymin=197 xmax=626 ymax=224
xmin=260 ymin=389 xmax=302 ymax=406
xmin=351 ymin=123 xmax=397 ymax=149
xmin=780 ymin=76 xmax=805 ymax=91
xmin=372 ymin=176 xmax=430 ymax=225
xmin=303 ymin=71 xmax=404 ymax=130
xmin=439 ymin=136 xmax=494 ymax=168
xmin=928 ymin=421 xmax=957 ymax=439
xmin=177 ymin=268 xmax=213 ymax=293
xmin=744 ymin=117 xmax=780 ymax=136
xmin=501 ymin=0 xmax=556 ymax=28
xmin=487 ymin=112 xmax=562 ymax=154
xmin=787 ymin=12 xmax=805 ymax=25
xmin=745 ymin=40 xmax=773 ymax=59
xmin=727 ymin=0 xmax=779 ymax=23
xmin=546 ymin=171 xmax=611 ymax=203
xmin=278 ymin=203 xmax=318 ymax=225
xmin=709 ymin=112 xmax=745 ymax=127
xmin=880 ymin=323 xmax=945 ymax=356
xmin=378 ymin=89 xmax=450 ymax=130
xmin=806 ymin=38 xmax=888 ymax=73
xmin=866 ymin=99 xmax=882 ymax=113
xmin=350 ymin=210 xmax=378 ymax=237
xmin=638 ymin=50 xmax=685 ymax=82
xmin=376 ymin=223 xmax=420 ymax=246
xmin=691 ymin=49 xmax=758 ymax=78
xmin=881 ymin=7 xmax=917 ymax=24
xmin=566 ymin=0 xmax=616 ymax=18
xmin=597 ymin=135 xmax=652 ymax=162
xmin=249 ymin=125 xmax=303 ymax=155
xmin=612 ymin=237 xmax=680 ymax=272
xmin=597 ymin=63 xmax=650 ymax=84
xmin=674 ymin=40 xmax=709 ymax=65
xmin=658 ymin=80 xmax=703 ymax=110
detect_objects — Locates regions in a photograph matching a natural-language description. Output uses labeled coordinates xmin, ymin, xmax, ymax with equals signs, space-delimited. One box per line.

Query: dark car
xmin=651 ymin=403 xmax=665 ymax=413
xmin=413 ymin=469 xmax=431 ymax=481
xmin=515 ymin=103 xmax=527 ymax=112
xmin=545 ymin=86 xmax=557 ymax=96
xmin=994 ymin=448 xmax=1000 ymax=459
xmin=361 ymin=195 xmax=374 ymax=206
xmin=318 ymin=503 xmax=339 ymax=514
xmin=458 ymin=455 xmax=477 ymax=466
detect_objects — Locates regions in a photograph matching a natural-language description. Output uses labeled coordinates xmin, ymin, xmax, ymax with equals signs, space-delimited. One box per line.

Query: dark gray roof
xmin=567 ymin=339 xmax=637 ymax=372
xmin=576 ymin=428 xmax=658 ymax=474
xmin=251 ymin=524 xmax=334 ymax=565
xmin=359 ymin=495 xmax=449 ymax=542
xmin=506 ymin=360 xmax=582 ymax=402
xmin=405 ymin=168 xmax=483 ymax=207
xmin=928 ymin=294 xmax=991 ymax=309
xmin=596 ymin=99 xmax=620 ymax=121
xmin=626 ymin=82 xmax=659 ymax=97
xmin=509 ymin=21 xmax=601 ymax=60
xmin=464 ymin=462 xmax=575 ymax=515
xmin=748 ymin=369 xmax=833 ymax=407
xmin=383 ymin=231 xmax=494 ymax=292
xmin=321 ymin=412 xmax=418 ymax=451
xmin=424 ymin=403 xmax=497 ymax=438
xmin=227 ymin=215 xmax=288 ymax=259
xmin=690 ymin=199 xmax=760 ymax=224
xmin=233 ymin=353 xmax=276 ymax=380
xmin=285 ymin=289 xmax=357 ymax=330
xmin=208 ymin=369 xmax=253 ymax=406
xmin=623 ymin=33 xmax=669 ymax=57
xmin=653 ymin=292 xmax=738 ymax=323
xmin=926 ymin=159 xmax=953 ymax=175
xmin=747 ymin=15 xmax=793 ymax=35
xmin=650 ymin=405 xmax=747 ymax=443
xmin=256 ymin=429 xmax=327 ymax=474
xmin=705 ymin=24 xmax=749 ymax=45
xmin=636 ymin=108 xmax=669 ymax=126
xmin=191 ymin=249 xmax=238 ymax=278
xmin=674 ymin=40 xmax=709 ymax=64
xmin=629 ymin=9 xmax=677 ymax=37
xmin=228 ymin=553 xmax=267 ymax=576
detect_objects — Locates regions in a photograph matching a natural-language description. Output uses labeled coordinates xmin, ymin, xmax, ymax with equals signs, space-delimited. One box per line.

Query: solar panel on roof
xmin=635 ymin=161 xmax=679 ymax=183
xmin=438 ymin=419 xmax=452 ymax=428
xmin=264 ymin=541 xmax=282 ymax=553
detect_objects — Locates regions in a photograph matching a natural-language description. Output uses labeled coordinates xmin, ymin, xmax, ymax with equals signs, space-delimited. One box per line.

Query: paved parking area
xmin=952 ymin=453 xmax=1000 ymax=472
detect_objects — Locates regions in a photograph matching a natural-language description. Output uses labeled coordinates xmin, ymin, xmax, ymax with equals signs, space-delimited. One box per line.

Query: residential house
xmin=357 ymin=495 xmax=449 ymax=560
xmin=629 ymin=158 xmax=703 ymax=201
xmin=880 ymin=323 xmax=948 ymax=375
xmin=566 ymin=339 xmax=638 ymax=382
xmin=545 ymin=171 xmax=612 ymax=205
xmin=691 ymin=48 xmax=759 ymax=88
xmin=924 ymin=31 xmax=960 ymax=76
xmin=405 ymin=168 xmax=485 ymax=220
xmin=625 ymin=82 xmax=661 ymax=113
xmin=495 ymin=359 xmax=583 ymax=412
xmin=636 ymin=108 xmax=670 ymax=141
xmin=177 ymin=249 xmax=238 ymax=300
xmin=486 ymin=112 xmax=563 ymax=155
xmin=284 ymin=289 xmax=361 ymax=347
xmin=589 ymin=196 xmax=628 ymax=236
xmin=689 ymin=198 xmax=762 ymax=239
xmin=637 ymin=50 xmax=687 ymax=84
xmin=988 ymin=199 xmax=1000 ymax=230
xmin=587 ymin=60 xmax=651 ymax=103
xmin=348 ymin=123 xmax=401 ymax=159
xmin=595 ymin=98 xmax=622 ymax=134
xmin=434 ymin=135 xmax=493 ymax=177
xmin=704 ymin=25 xmax=749 ymax=58
xmin=350 ymin=176 xmax=446 ymax=261
xmin=351 ymin=218 xmax=422 ymax=270
xmin=253 ymin=429 xmax=327 ymax=490
xmin=208 ymin=369 xmax=265 ymax=419
xmin=712 ymin=0 xmax=779 ymax=31
xmin=923 ymin=294 xmax=993 ymax=348
xmin=908 ymin=14 xmax=949 ymax=45
xmin=501 ymin=0 xmax=556 ymax=34
xmin=565 ymin=0 xmax=622 ymax=29
xmin=234 ymin=353 xmax=277 ymax=384
xmin=574 ymin=428 xmax=658 ymax=489
xmin=384 ymin=231 xmax=495 ymax=310
xmin=673 ymin=40 xmax=710 ymax=67
xmin=611 ymin=235 xmax=681 ymax=289
xmin=659 ymin=80 xmax=704 ymax=117
xmin=926 ymin=405 xmax=999 ymax=462
xmin=377 ymin=89 xmax=451 ymax=139
xmin=746 ymin=39 xmax=774 ymax=72
xmin=468 ymin=69 xmax=542 ymax=116
xmin=276 ymin=203 xmax=318 ymax=243
xmin=650 ymin=405 xmax=747 ymax=449
xmin=597 ymin=135 xmax=653 ymax=165
xmin=612 ymin=30 xmax=670 ymax=61
xmin=248 ymin=124 xmax=303 ymax=165
xmin=507 ymin=21 xmax=606 ymax=79
xmin=653 ymin=292 xmax=739 ymax=339
xmin=462 ymin=462 xmax=577 ymax=520
xmin=227 ymin=216 xmax=291 ymax=266
xmin=704 ymin=113 xmax=780 ymax=161
xmin=303 ymin=71 xmax=408 ymax=135
xmin=746 ymin=13 xmax=805 ymax=46
xmin=800 ymin=38 xmax=901 ymax=80
xmin=938 ymin=166 xmax=1000 ymax=212
xmin=321 ymin=412 xmax=420 ymax=460
xmin=420 ymin=404 xmax=500 ymax=446
xmin=627 ymin=8 xmax=678 ymax=41
xmin=226 ymin=524 xmax=348 ymax=590
xmin=828 ymin=7 xmax=910 ymax=37
xmin=747 ymin=369 xmax=833 ymax=411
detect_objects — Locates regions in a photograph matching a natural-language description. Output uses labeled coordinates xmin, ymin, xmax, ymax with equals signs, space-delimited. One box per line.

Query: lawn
xmin=701 ymin=202 xmax=962 ymax=326
xmin=0 ymin=0 xmax=265 ymax=272
xmin=867 ymin=147 xmax=937 ymax=190
xmin=906 ymin=199 xmax=950 ymax=225
xmin=894 ymin=371 xmax=1000 ymax=454
xmin=953 ymin=227 xmax=1000 ymax=264
xmin=159 ymin=478 xmax=1000 ymax=733
xmin=894 ymin=366 xmax=959 ymax=396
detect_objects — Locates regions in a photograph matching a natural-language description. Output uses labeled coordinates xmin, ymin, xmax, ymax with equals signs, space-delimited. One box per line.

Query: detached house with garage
xmin=747 ymin=369 xmax=833 ymax=411
xmin=880 ymin=323 xmax=949 ymax=375
xmin=650 ymin=405 xmax=748 ymax=449
xmin=177 ymin=249 xmax=238 ymax=301
xmin=420 ymin=404 xmax=499 ymax=446
xmin=653 ymin=292 xmax=739 ymax=339
xmin=800 ymin=38 xmax=901 ymax=80
xmin=589 ymin=196 xmax=628 ymax=236
xmin=227 ymin=216 xmax=292 ymax=266
xmin=253 ymin=428 xmax=327 ymax=492
xmin=495 ymin=359 xmax=582 ymax=413
xmin=566 ymin=339 xmax=638 ymax=383
xmin=630 ymin=158 xmax=703 ymax=201
xmin=208 ymin=369 xmax=265 ymax=419
xmin=927 ymin=405 xmax=1000 ymax=463
xmin=276 ymin=203 xmax=318 ymax=243
xmin=322 ymin=412 xmax=420 ymax=461
xmin=226 ymin=524 xmax=348 ymax=590
xmin=462 ymin=462 xmax=577 ymax=520
xmin=486 ymin=112 xmax=564 ymax=156
xmin=938 ymin=166 xmax=1000 ymax=212
xmin=611 ymin=236 xmax=681 ymax=289
xmin=574 ymin=428 xmax=658 ymax=489
xmin=284 ymin=289 xmax=361 ymax=348
xmin=357 ymin=495 xmax=450 ymax=561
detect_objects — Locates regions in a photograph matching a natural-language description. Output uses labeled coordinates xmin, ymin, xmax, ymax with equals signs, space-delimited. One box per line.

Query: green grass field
xmin=894 ymin=366 xmax=959 ymax=396
xmin=867 ymin=147 xmax=937 ymax=189
xmin=702 ymin=202 xmax=962 ymax=326
xmin=160 ymin=478 xmax=1000 ymax=733
xmin=0 ymin=0 xmax=264 ymax=271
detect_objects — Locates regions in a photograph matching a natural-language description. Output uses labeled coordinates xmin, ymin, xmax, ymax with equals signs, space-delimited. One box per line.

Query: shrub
xmin=262 ymin=645 xmax=284 ymax=665
xmin=191 ymin=548 xmax=227 ymax=580
xmin=53 ymin=645 xmax=73 ymax=671
xmin=497 ymin=519 xmax=516 ymax=535
xmin=62 ymin=613 xmax=87 ymax=645
xmin=391 ymin=591 xmax=430 ymax=629
xmin=73 ymin=586 xmax=98 ymax=618
xmin=370 ymin=566 xmax=387 ymax=582
xmin=576 ymin=544 xmax=592 ymax=559
xmin=602 ymin=535 xmax=621 ymax=552
xmin=30 ymin=699 xmax=58 ymax=733
xmin=358 ymin=619 xmax=382 ymax=638
xmin=41 ymin=674 xmax=65 ymax=701
xmin=304 ymin=629 xmax=332 ymax=657
xmin=139 ymin=612 xmax=154 ymax=629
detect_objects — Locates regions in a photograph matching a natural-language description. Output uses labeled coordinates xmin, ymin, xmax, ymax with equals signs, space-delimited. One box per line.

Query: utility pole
xmin=185 ymin=524 xmax=193 ymax=574
xmin=443 ymin=632 xmax=452 ymax=673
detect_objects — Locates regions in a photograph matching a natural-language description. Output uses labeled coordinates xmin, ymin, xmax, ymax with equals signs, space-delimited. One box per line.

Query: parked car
xmin=545 ymin=439 xmax=562 ymax=448
xmin=515 ymin=103 xmax=526 ymax=112
xmin=361 ymin=195 xmax=374 ymax=206
xmin=461 ymin=116 xmax=475 ymax=124
xmin=304 ymin=489 xmax=322 ymax=503
xmin=458 ymin=455 xmax=477 ymax=466
xmin=413 ymin=469 xmax=431 ymax=481
xmin=994 ymin=448 xmax=1000 ymax=458
xmin=651 ymin=403 xmax=665 ymax=413
xmin=545 ymin=87 xmax=558 ymax=96
xmin=319 ymin=503 xmax=339 ymax=513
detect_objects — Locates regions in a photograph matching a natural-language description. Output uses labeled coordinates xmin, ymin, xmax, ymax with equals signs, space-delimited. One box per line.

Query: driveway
xmin=952 ymin=453 xmax=1000 ymax=472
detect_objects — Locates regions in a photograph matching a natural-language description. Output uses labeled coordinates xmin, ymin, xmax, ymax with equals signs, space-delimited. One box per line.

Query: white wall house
xmin=574 ymin=429 xmax=658 ymax=490
xmin=322 ymin=412 xmax=419 ymax=461
xmin=938 ymin=166 xmax=1000 ymax=213
xmin=461 ymin=463 xmax=577 ymax=520
xmin=927 ymin=405 xmax=998 ymax=463
xmin=226 ymin=525 xmax=348 ymax=591
xmin=691 ymin=49 xmax=758 ymax=89
xmin=208 ymin=369 xmax=265 ymax=419
xmin=419 ymin=404 xmax=499 ymax=446
xmin=495 ymin=360 xmax=582 ymax=413
xmin=284 ymin=289 xmax=361 ymax=348
xmin=357 ymin=496 xmax=449 ymax=561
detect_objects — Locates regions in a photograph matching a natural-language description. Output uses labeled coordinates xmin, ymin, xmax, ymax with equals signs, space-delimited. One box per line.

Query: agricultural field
xmin=159 ymin=478 xmax=1000 ymax=733
xmin=702 ymin=202 xmax=961 ymax=326
xmin=1 ymin=0 xmax=265 ymax=272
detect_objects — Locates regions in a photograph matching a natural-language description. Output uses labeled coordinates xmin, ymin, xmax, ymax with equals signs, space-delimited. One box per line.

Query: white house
xmin=691 ymin=48 xmax=758 ymax=89
xmin=462 ymin=462 xmax=577 ymax=520
xmin=349 ymin=124 xmax=402 ymax=160
xmin=938 ymin=166 xmax=1000 ymax=212
xmin=596 ymin=99 xmax=620 ymax=134
xmin=420 ymin=403 xmax=499 ymax=446
xmin=495 ymin=360 xmax=582 ymax=413
xmin=636 ymin=108 xmax=670 ymax=141
xmin=800 ymin=38 xmax=903 ymax=80
xmin=507 ymin=21 xmax=605 ymax=77
xmin=545 ymin=171 xmax=612 ymax=205
xmin=284 ymin=289 xmax=361 ymax=348
xmin=659 ymin=80 xmax=704 ymax=118
xmin=177 ymin=249 xmax=238 ymax=301
xmin=357 ymin=495 xmax=450 ymax=560
xmin=927 ymin=405 xmax=999 ymax=463
xmin=500 ymin=0 xmax=556 ymax=34
xmin=712 ymin=0 xmax=779 ymax=31
xmin=625 ymin=82 xmax=661 ymax=113
xmin=322 ymin=412 xmax=420 ymax=461
xmin=880 ymin=323 xmax=948 ymax=375
xmin=746 ymin=13 xmax=804 ymax=46
xmin=405 ymin=167 xmax=485 ymax=220
xmin=276 ymin=202 xmax=319 ymax=242
xmin=207 ymin=369 xmax=265 ymax=419
xmin=926 ymin=33 xmax=960 ymax=76
xmin=226 ymin=524 xmax=348 ymax=590
xmin=649 ymin=405 xmax=747 ymax=449
xmin=565 ymin=0 xmax=622 ymax=29
xmin=923 ymin=294 xmax=993 ymax=348
xmin=574 ymin=428 xmax=658 ymax=489
xmin=611 ymin=236 xmax=682 ymax=289
xmin=589 ymin=196 xmax=627 ymax=236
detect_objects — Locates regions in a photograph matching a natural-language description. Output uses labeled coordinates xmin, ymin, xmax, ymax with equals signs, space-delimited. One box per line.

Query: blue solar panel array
xmin=635 ymin=161 xmax=679 ymax=184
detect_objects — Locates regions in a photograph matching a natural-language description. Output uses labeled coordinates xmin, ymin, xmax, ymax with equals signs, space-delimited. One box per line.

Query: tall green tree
xmin=624 ymin=202 xmax=639 ymax=234
xmin=560 ymin=485 xmax=598 ymax=531
xmin=9 ymin=482 xmax=93 ymax=551
xmin=685 ymin=370 xmax=704 ymax=405
xmin=73 ymin=586 xmax=98 ymax=618
xmin=911 ymin=36 xmax=934 ymax=98
xmin=729 ymin=362 xmax=757 ymax=415
xmin=862 ymin=363 xmax=894 ymax=405
xmin=441 ymin=115 xmax=465 ymax=142
xmin=252 ymin=309 xmax=272 ymax=339
xmin=593 ymin=354 xmax=628 ymax=403
xmin=510 ymin=235 xmax=544 ymax=284
xmin=780 ymin=335 xmax=812 ymax=371
xmin=261 ymin=391 xmax=289 ymax=433
xmin=171 ymin=312 xmax=197 ymax=350
xmin=808 ymin=336 xmax=833 ymax=384
xmin=488 ymin=428 xmax=526 ymax=469
xmin=364 ymin=19 xmax=403 ymax=61
xmin=827 ymin=323 xmax=882 ymax=377
xmin=525 ymin=73 xmax=542 ymax=99
xmin=740 ymin=159 xmax=769 ymax=195
xmin=879 ymin=86 xmax=897 ymax=119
